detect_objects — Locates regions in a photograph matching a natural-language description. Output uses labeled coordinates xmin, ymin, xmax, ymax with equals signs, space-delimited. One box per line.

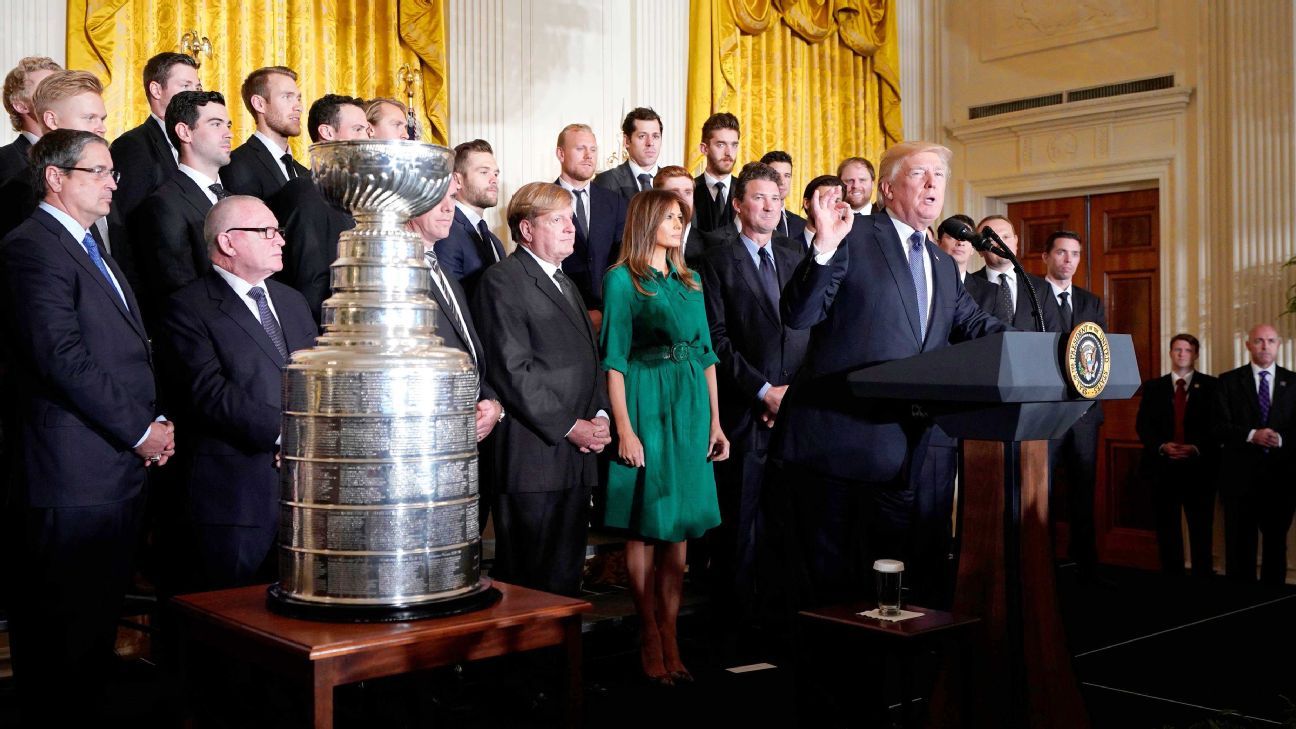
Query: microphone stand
xmin=980 ymin=227 xmax=1046 ymax=333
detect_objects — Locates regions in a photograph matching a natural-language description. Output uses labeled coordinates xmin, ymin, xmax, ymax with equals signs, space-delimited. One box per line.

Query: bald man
xmin=160 ymin=195 xmax=317 ymax=590
xmin=1213 ymin=324 xmax=1296 ymax=584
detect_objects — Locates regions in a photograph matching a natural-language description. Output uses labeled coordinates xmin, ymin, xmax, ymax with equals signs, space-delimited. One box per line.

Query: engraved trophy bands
xmin=268 ymin=140 xmax=499 ymax=621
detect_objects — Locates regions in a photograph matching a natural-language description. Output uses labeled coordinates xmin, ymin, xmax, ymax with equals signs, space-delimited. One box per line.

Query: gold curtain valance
xmin=66 ymin=0 xmax=449 ymax=158
xmin=686 ymin=0 xmax=902 ymax=203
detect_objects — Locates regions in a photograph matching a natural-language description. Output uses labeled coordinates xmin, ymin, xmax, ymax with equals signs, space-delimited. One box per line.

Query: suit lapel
xmin=144 ymin=118 xmax=177 ymax=170
xmin=732 ymin=240 xmax=780 ymax=325
xmin=172 ymin=173 xmax=214 ymax=218
xmin=40 ymin=210 xmax=146 ymax=342
xmin=427 ymin=271 xmax=475 ymax=363
xmin=872 ymin=214 xmax=923 ymax=345
xmin=250 ymin=137 xmax=286 ymax=187
xmin=211 ymin=274 xmax=286 ymax=366
xmin=516 ymin=250 xmax=591 ymax=342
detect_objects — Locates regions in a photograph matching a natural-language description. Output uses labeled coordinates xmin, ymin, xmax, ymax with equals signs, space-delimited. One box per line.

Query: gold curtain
xmin=686 ymin=0 xmax=902 ymax=199
xmin=66 ymin=0 xmax=449 ymax=159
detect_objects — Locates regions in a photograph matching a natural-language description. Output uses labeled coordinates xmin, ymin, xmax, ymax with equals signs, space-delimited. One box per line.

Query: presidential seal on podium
xmin=1064 ymin=322 xmax=1111 ymax=399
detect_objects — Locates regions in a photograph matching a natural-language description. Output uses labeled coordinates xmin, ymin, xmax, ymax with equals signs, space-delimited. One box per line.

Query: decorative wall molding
xmin=979 ymin=0 xmax=1158 ymax=62
xmin=945 ymin=86 xmax=1193 ymax=143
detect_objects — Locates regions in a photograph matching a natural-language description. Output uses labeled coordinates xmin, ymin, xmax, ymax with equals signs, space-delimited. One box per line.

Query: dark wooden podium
xmin=848 ymin=331 xmax=1140 ymax=729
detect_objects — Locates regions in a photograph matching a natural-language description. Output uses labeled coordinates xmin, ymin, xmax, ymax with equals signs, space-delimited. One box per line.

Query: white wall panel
xmin=0 ymin=0 xmax=67 ymax=146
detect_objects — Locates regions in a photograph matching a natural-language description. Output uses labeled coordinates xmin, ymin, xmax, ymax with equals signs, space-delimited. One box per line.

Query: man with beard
xmin=434 ymin=138 xmax=506 ymax=299
xmin=554 ymin=123 xmax=626 ymax=317
xmin=110 ymin=52 xmax=200 ymax=216
xmin=220 ymin=66 xmax=308 ymax=199
xmin=837 ymin=156 xmax=878 ymax=218
xmin=693 ymin=112 xmax=740 ymax=234
xmin=594 ymin=106 xmax=663 ymax=202
xmin=130 ymin=90 xmax=233 ymax=328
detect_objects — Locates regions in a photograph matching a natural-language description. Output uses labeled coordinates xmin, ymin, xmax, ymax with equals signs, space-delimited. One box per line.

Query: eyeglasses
xmin=59 ymin=166 xmax=120 ymax=183
xmin=224 ymin=226 xmax=285 ymax=239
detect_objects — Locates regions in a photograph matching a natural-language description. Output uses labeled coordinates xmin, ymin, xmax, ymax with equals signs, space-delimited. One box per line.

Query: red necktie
xmin=1172 ymin=378 xmax=1187 ymax=444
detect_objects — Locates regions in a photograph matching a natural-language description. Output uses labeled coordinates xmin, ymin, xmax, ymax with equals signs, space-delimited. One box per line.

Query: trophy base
xmin=266 ymin=579 xmax=501 ymax=622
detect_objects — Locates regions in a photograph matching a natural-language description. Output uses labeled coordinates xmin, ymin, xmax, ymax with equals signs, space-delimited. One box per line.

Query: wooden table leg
xmin=308 ymin=661 xmax=337 ymax=729
xmin=563 ymin=615 xmax=584 ymax=729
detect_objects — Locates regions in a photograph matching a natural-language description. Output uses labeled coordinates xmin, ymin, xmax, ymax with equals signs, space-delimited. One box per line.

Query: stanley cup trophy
xmin=268 ymin=140 xmax=500 ymax=621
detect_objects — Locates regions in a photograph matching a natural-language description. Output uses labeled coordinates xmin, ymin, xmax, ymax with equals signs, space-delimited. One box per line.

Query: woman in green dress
xmin=601 ymin=189 xmax=729 ymax=686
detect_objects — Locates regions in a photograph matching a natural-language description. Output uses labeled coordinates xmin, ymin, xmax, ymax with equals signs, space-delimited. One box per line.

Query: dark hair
xmin=1045 ymin=229 xmax=1083 ymax=253
xmin=760 ymin=150 xmax=792 ymax=166
xmin=733 ymin=162 xmax=782 ymax=202
xmin=453 ymin=139 xmax=494 ymax=175
xmin=614 ymin=189 xmax=699 ymax=295
xmin=142 ymin=52 xmax=199 ymax=94
xmin=307 ymin=93 xmax=365 ymax=142
xmin=1169 ymin=333 xmax=1200 ymax=352
xmin=700 ymin=112 xmax=740 ymax=143
xmin=836 ymin=156 xmax=875 ymax=179
xmin=801 ymin=174 xmax=846 ymax=201
xmin=240 ymin=66 xmax=297 ymax=117
xmin=621 ymin=107 xmax=662 ymax=137
xmin=937 ymin=214 xmax=976 ymax=239
xmin=164 ymin=90 xmax=225 ymax=150
xmin=29 ymin=128 xmax=107 ymax=198
xmin=976 ymin=214 xmax=1011 ymax=229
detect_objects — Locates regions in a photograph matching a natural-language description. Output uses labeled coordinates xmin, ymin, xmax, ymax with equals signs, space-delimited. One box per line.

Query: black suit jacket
xmin=968 ymin=267 xmax=1057 ymax=331
xmin=0 ymin=207 xmax=156 ymax=507
xmin=433 ymin=206 xmax=505 ymax=299
xmin=1041 ymin=281 xmax=1105 ymax=424
xmin=559 ymin=181 xmax=626 ymax=310
xmin=778 ymin=210 xmax=807 ymax=241
xmin=0 ymin=134 xmax=31 ymax=185
xmin=593 ymin=161 xmax=649 ymax=202
xmin=266 ymin=177 xmax=355 ymax=324
xmin=473 ymin=249 xmax=609 ymax=494
xmin=220 ymin=135 xmax=309 ymax=200
xmin=701 ymin=236 xmax=810 ymax=448
xmin=110 ymin=117 xmax=177 ymax=216
xmin=692 ymin=174 xmax=736 ymax=234
xmin=773 ymin=211 xmax=1008 ymax=482
xmin=1212 ymin=364 xmax=1296 ymax=498
xmin=426 ymin=259 xmax=496 ymax=403
xmin=682 ymin=226 xmax=709 ymax=270
xmin=161 ymin=272 xmax=315 ymax=528
xmin=1136 ymin=372 xmax=1220 ymax=476
xmin=129 ymin=170 xmax=213 ymax=326
xmin=0 ymin=165 xmax=38 ymax=240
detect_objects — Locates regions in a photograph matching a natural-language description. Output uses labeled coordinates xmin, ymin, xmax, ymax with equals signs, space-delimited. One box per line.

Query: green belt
xmin=629 ymin=342 xmax=704 ymax=363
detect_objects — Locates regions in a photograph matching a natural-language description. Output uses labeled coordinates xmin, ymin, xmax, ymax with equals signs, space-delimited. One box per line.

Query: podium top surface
xmin=848 ymin=331 xmax=1141 ymax=404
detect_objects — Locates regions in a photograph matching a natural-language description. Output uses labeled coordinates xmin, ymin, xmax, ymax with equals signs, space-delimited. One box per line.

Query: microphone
xmin=945 ymin=219 xmax=995 ymax=253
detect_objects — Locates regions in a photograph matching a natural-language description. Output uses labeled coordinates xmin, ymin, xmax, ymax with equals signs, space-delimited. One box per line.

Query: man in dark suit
xmin=967 ymin=215 xmax=1056 ymax=331
xmin=109 ymin=52 xmax=199 ymax=217
xmin=700 ymin=163 xmax=810 ymax=626
xmin=130 ymin=90 xmax=232 ymax=328
xmin=433 ymin=139 xmax=505 ymax=299
xmin=935 ymin=214 xmax=977 ymax=283
xmin=473 ymin=182 xmax=611 ymax=597
xmin=772 ymin=141 xmax=1008 ymax=608
xmin=160 ymin=195 xmax=316 ymax=591
xmin=263 ymin=93 xmax=367 ymax=322
xmin=1136 ymin=333 xmax=1220 ymax=577
xmin=760 ymin=150 xmax=806 ymax=241
xmin=838 ymin=156 xmax=879 ymax=218
xmin=594 ymin=107 xmax=662 ymax=202
xmin=693 ymin=112 xmax=740 ymax=234
xmin=219 ymin=66 xmax=308 ymax=199
xmin=654 ymin=165 xmax=711 ymax=268
xmin=409 ymin=173 xmax=503 ymax=531
xmin=0 ymin=129 xmax=174 ymax=724
xmin=1040 ymin=230 xmax=1106 ymax=578
xmin=554 ymin=123 xmax=627 ymax=319
xmin=1212 ymin=324 xmax=1296 ymax=584
xmin=0 ymin=56 xmax=61 ymax=185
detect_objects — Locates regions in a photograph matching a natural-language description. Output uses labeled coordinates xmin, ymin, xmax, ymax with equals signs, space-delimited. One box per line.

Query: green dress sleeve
xmin=600 ymin=265 xmax=634 ymax=374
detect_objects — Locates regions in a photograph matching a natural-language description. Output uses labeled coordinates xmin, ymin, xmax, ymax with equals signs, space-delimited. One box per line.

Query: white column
xmin=896 ymin=0 xmax=940 ymax=144
xmin=0 ymin=0 xmax=67 ymax=146
xmin=448 ymin=0 xmax=689 ymax=236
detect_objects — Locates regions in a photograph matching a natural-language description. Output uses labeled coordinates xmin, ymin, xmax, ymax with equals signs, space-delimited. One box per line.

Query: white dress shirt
xmin=253 ymin=131 xmax=293 ymax=182
xmin=557 ymin=178 xmax=592 ymax=227
xmin=703 ymin=172 xmax=733 ymax=202
xmin=986 ymin=265 xmax=1018 ymax=310
xmin=213 ymin=264 xmax=281 ymax=326
xmin=179 ymin=164 xmax=223 ymax=205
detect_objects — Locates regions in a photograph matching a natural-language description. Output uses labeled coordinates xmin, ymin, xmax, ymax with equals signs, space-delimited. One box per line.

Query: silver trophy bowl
xmin=268 ymin=140 xmax=498 ymax=621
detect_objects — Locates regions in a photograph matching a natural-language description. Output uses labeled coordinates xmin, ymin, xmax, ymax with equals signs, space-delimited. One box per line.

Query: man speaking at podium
xmin=771 ymin=141 xmax=1008 ymax=608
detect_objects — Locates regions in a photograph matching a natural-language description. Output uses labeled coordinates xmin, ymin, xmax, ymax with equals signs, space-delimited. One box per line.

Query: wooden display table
xmin=171 ymin=581 xmax=591 ymax=728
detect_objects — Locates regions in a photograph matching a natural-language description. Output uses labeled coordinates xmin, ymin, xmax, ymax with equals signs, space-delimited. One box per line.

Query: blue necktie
xmin=1259 ymin=370 xmax=1271 ymax=425
xmin=247 ymin=286 xmax=289 ymax=360
xmin=82 ymin=231 xmax=125 ymax=307
xmin=907 ymin=231 xmax=927 ymax=340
